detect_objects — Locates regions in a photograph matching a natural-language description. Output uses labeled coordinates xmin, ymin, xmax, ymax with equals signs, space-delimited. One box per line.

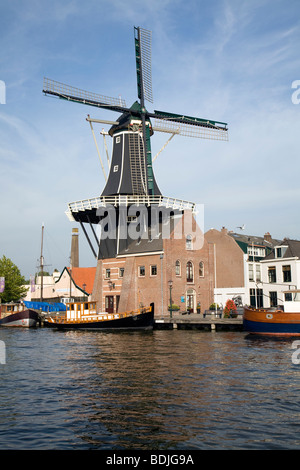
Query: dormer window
xmin=275 ymin=245 xmax=288 ymax=258
xmin=248 ymin=246 xmax=265 ymax=258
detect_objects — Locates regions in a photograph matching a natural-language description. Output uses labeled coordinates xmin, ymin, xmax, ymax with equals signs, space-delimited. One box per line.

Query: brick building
xmin=91 ymin=211 xmax=214 ymax=317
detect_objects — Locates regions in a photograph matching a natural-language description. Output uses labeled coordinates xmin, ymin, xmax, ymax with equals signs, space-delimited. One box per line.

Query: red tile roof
xmin=67 ymin=267 xmax=96 ymax=294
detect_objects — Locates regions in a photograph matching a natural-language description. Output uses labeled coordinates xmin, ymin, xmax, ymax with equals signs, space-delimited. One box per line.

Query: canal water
xmin=0 ymin=327 xmax=300 ymax=450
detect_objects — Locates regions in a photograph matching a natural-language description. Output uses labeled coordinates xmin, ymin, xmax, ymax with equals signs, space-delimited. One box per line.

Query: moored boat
xmin=44 ymin=300 xmax=154 ymax=330
xmin=0 ymin=303 xmax=40 ymax=327
xmin=244 ymin=291 xmax=300 ymax=335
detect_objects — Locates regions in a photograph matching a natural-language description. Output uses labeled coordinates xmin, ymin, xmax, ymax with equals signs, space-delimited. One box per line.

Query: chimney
xmin=264 ymin=232 xmax=272 ymax=243
xmin=70 ymin=228 xmax=79 ymax=267
xmin=221 ymin=226 xmax=228 ymax=235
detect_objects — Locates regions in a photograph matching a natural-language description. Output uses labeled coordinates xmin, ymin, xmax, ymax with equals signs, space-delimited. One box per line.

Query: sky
xmin=0 ymin=0 xmax=300 ymax=279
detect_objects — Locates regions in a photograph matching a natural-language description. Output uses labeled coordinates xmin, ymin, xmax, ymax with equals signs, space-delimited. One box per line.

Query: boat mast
xmin=40 ymin=224 xmax=44 ymax=302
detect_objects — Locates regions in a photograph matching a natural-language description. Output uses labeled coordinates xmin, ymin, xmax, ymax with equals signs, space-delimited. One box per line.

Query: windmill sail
xmin=43 ymin=77 xmax=128 ymax=113
xmin=134 ymin=27 xmax=153 ymax=104
xmin=151 ymin=110 xmax=228 ymax=141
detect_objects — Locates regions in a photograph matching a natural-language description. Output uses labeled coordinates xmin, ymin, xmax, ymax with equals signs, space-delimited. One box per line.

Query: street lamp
xmin=168 ymin=279 xmax=173 ymax=319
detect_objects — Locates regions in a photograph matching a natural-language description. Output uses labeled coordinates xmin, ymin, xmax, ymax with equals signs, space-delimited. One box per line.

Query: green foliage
xmin=36 ymin=271 xmax=50 ymax=278
xmin=168 ymin=304 xmax=180 ymax=311
xmin=209 ymin=303 xmax=219 ymax=310
xmin=0 ymin=256 xmax=28 ymax=303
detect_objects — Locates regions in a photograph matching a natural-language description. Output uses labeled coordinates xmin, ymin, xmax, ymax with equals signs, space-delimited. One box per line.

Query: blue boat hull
xmin=243 ymin=319 xmax=300 ymax=335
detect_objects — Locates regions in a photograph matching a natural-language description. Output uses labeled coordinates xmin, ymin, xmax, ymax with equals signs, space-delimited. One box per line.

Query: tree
xmin=0 ymin=256 xmax=28 ymax=303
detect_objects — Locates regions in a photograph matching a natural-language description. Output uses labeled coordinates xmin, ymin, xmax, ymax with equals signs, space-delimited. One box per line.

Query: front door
xmin=105 ymin=296 xmax=114 ymax=313
xmin=186 ymin=289 xmax=195 ymax=313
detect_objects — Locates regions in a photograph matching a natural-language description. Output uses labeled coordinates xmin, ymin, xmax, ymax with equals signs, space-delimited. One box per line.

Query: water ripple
xmin=0 ymin=328 xmax=300 ymax=449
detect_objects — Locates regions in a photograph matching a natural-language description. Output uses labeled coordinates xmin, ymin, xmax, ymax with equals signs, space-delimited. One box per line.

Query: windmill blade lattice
xmin=150 ymin=110 xmax=228 ymax=141
xmin=152 ymin=117 xmax=228 ymax=141
xmin=134 ymin=27 xmax=153 ymax=104
xmin=43 ymin=77 xmax=128 ymax=113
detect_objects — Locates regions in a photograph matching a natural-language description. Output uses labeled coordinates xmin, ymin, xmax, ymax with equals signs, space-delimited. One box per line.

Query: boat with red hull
xmin=244 ymin=304 xmax=300 ymax=336
xmin=0 ymin=303 xmax=39 ymax=327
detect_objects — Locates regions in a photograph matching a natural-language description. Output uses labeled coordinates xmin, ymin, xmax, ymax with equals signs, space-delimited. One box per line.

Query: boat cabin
xmin=66 ymin=301 xmax=98 ymax=321
xmin=0 ymin=302 xmax=26 ymax=319
xmin=282 ymin=290 xmax=300 ymax=313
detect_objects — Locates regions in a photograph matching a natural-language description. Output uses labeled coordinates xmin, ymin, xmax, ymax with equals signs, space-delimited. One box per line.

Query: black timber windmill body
xmin=43 ymin=26 xmax=228 ymax=259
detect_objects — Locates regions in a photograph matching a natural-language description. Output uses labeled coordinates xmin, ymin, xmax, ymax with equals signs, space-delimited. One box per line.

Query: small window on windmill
xmin=116 ymin=136 xmax=121 ymax=144
xmin=113 ymin=165 xmax=119 ymax=172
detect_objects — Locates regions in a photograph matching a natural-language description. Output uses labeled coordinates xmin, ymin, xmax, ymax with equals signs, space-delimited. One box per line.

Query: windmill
xmin=43 ymin=26 xmax=228 ymax=259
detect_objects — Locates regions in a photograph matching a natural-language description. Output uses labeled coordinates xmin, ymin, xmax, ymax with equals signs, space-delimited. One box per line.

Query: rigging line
xmin=101 ymin=130 xmax=111 ymax=170
xmin=152 ymin=132 xmax=177 ymax=162
xmin=87 ymin=118 xmax=107 ymax=182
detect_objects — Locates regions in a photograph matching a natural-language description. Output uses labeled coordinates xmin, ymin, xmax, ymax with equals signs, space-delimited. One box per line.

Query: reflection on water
xmin=0 ymin=328 xmax=300 ymax=449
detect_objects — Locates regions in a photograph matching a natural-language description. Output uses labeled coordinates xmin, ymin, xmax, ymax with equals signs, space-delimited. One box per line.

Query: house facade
xmin=26 ymin=267 xmax=96 ymax=303
xmin=260 ymin=239 xmax=300 ymax=308
xmin=91 ymin=211 xmax=215 ymax=317
xmin=228 ymin=230 xmax=281 ymax=307
xmin=204 ymin=227 xmax=281 ymax=309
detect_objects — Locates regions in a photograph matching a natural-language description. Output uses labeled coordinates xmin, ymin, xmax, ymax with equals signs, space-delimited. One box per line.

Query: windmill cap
xmin=108 ymin=101 xmax=153 ymax=137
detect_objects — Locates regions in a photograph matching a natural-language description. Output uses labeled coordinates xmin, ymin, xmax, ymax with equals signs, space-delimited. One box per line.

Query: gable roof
xmin=264 ymin=239 xmax=300 ymax=260
xmin=56 ymin=267 xmax=96 ymax=294
xmin=228 ymin=232 xmax=281 ymax=251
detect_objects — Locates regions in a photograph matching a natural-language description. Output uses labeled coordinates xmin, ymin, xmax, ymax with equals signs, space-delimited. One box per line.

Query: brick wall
xmin=205 ymin=228 xmax=245 ymax=288
xmin=91 ymin=211 xmax=215 ymax=317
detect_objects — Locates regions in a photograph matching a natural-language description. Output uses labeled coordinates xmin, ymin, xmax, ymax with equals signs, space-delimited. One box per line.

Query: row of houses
xmin=206 ymin=227 xmax=300 ymax=310
xmin=25 ymin=220 xmax=300 ymax=316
